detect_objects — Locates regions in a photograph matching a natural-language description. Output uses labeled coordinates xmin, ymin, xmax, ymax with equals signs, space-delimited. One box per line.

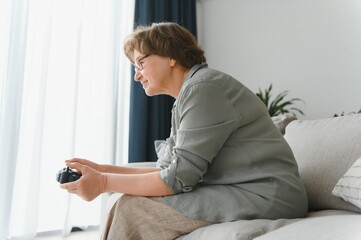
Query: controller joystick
xmin=56 ymin=167 xmax=82 ymax=183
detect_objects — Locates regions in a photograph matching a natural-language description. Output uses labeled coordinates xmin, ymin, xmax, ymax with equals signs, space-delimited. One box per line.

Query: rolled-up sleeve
xmin=158 ymin=82 xmax=241 ymax=194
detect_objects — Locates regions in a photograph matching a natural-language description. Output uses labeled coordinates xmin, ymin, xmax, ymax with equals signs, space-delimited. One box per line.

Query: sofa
xmin=105 ymin=114 xmax=361 ymax=240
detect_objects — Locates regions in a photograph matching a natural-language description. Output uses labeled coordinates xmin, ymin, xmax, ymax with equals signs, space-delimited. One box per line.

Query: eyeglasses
xmin=134 ymin=54 xmax=150 ymax=72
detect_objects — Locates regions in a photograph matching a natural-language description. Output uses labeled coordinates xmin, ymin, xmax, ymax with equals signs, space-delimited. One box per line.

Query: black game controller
xmin=56 ymin=167 xmax=82 ymax=183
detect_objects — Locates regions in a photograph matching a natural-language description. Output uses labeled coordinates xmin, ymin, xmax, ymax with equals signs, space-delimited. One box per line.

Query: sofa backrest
xmin=284 ymin=114 xmax=361 ymax=213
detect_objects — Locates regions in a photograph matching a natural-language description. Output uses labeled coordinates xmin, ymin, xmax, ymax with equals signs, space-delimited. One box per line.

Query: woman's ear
xmin=169 ymin=58 xmax=177 ymax=67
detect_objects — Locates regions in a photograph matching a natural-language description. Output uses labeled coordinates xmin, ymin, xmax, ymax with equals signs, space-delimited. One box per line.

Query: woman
xmin=61 ymin=22 xmax=308 ymax=239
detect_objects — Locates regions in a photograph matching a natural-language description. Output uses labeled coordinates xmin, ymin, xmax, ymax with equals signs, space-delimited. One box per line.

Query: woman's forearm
xmin=102 ymin=171 xmax=174 ymax=197
xmin=99 ymin=164 xmax=160 ymax=174
xmin=65 ymin=158 xmax=159 ymax=175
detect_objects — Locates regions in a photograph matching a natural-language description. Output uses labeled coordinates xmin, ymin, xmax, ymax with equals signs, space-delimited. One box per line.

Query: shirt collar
xmin=183 ymin=63 xmax=208 ymax=83
xmin=173 ymin=63 xmax=208 ymax=107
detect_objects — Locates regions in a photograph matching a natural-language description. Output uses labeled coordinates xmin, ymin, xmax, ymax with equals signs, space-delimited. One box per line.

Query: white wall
xmin=197 ymin=0 xmax=361 ymax=119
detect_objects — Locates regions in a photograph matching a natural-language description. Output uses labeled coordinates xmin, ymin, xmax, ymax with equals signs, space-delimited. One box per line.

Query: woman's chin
xmin=144 ymin=88 xmax=155 ymax=96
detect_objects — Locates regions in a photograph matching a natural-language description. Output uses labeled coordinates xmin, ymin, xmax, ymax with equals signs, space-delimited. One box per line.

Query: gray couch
xmin=106 ymin=114 xmax=361 ymax=240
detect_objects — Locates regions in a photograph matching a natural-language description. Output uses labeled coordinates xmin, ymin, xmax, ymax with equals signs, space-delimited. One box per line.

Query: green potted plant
xmin=256 ymin=84 xmax=304 ymax=117
xmin=333 ymin=108 xmax=361 ymax=117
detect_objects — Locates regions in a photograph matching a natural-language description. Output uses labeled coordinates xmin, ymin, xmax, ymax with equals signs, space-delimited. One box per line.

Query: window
xmin=0 ymin=0 xmax=134 ymax=239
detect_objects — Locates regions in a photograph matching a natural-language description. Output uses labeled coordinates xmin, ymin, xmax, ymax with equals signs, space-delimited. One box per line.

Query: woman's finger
xmin=65 ymin=162 xmax=85 ymax=174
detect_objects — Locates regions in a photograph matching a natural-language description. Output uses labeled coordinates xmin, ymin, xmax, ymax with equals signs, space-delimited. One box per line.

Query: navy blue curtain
xmin=129 ymin=0 xmax=197 ymax=163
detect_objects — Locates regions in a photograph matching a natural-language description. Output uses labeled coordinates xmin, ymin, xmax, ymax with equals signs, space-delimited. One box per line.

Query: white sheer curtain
xmin=0 ymin=0 xmax=134 ymax=239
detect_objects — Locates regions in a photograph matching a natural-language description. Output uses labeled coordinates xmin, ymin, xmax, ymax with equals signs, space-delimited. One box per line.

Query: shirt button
xmin=183 ymin=186 xmax=193 ymax=192
xmin=172 ymin=160 xmax=177 ymax=164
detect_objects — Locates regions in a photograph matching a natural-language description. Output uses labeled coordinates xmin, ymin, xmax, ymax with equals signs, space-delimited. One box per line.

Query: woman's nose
xmin=134 ymin=70 xmax=142 ymax=81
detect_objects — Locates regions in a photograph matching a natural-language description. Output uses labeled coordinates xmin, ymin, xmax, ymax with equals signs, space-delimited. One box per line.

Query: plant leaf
xmin=255 ymin=83 xmax=304 ymax=117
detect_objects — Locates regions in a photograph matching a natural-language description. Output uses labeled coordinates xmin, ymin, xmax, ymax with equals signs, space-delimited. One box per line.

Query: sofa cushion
xmin=255 ymin=210 xmax=361 ymax=240
xmin=332 ymin=156 xmax=361 ymax=209
xmin=178 ymin=218 xmax=299 ymax=240
xmin=283 ymin=114 xmax=361 ymax=212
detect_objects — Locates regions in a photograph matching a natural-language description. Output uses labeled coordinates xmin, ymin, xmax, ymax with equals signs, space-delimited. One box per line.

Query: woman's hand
xmin=65 ymin=158 xmax=102 ymax=172
xmin=60 ymin=162 xmax=107 ymax=201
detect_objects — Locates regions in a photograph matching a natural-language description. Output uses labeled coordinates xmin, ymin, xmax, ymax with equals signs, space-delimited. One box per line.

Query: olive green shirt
xmin=157 ymin=64 xmax=308 ymax=222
